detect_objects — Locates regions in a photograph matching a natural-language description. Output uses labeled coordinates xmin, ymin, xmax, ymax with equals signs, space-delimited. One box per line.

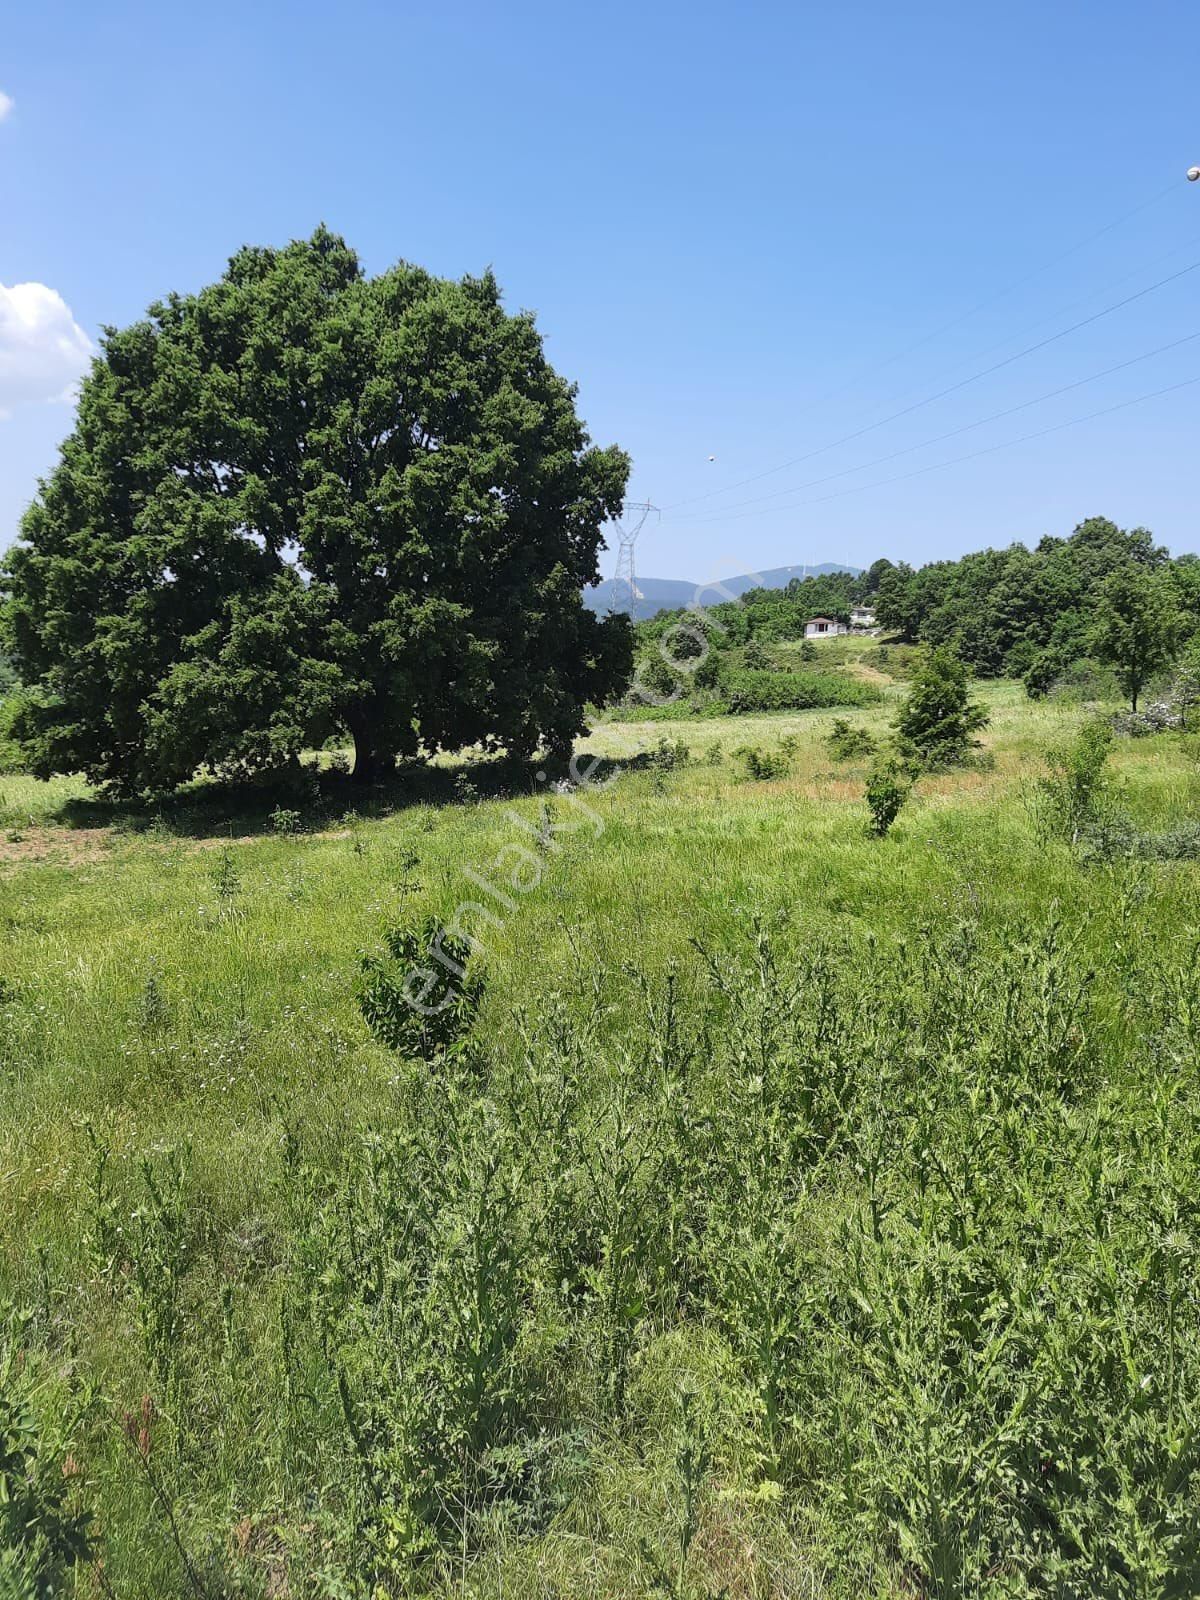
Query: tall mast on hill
xmin=612 ymin=502 xmax=658 ymax=618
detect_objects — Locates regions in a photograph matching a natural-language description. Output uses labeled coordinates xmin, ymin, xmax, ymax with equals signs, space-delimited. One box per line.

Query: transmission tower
xmin=611 ymin=501 xmax=658 ymax=617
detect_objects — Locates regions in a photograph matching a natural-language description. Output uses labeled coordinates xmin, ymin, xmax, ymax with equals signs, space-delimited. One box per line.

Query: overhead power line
xmin=781 ymin=231 xmax=1200 ymax=476
xmin=695 ymin=374 xmax=1200 ymax=524
xmin=777 ymin=177 xmax=1182 ymax=425
xmin=675 ymin=330 xmax=1200 ymax=524
xmin=663 ymin=253 xmax=1200 ymax=516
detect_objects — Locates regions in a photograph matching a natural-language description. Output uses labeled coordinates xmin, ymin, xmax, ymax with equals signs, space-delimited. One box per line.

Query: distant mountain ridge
xmin=585 ymin=562 xmax=862 ymax=622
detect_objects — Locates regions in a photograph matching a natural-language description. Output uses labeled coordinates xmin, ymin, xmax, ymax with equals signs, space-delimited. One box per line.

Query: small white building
xmin=850 ymin=606 xmax=877 ymax=629
xmin=805 ymin=617 xmax=847 ymax=639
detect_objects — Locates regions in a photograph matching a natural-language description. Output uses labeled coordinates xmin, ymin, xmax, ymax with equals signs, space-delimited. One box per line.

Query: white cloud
xmin=0 ymin=282 xmax=94 ymax=419
xmin=0 ymin=91 xmax=13 ymax=123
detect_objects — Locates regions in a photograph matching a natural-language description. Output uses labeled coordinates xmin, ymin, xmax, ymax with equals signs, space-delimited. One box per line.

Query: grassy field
xmin=4 ymin=674 xmax=1200 ymax=1597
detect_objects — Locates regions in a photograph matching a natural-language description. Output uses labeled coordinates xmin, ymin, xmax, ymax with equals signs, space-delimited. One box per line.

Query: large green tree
xmin=1090 ymin=566 xmax=1183 ymax=712
xmin=2 ymin=229 xmax=632 ymax=793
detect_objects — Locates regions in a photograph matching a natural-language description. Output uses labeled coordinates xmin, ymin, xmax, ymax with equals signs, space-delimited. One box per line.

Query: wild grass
xmin=2 ymin=684 xmax=1199 ymax=1596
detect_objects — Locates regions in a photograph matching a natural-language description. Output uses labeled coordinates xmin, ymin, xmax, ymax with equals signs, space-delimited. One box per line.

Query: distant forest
xmin=639 ymin=517 xmax=1200 ymax=696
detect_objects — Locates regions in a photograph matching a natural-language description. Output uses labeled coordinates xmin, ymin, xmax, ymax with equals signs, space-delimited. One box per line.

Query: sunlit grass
xmin=3 ymin=681 xmax=1199 ymax=1595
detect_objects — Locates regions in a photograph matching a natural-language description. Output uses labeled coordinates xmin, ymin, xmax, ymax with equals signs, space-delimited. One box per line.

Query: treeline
xmin=873 ymin=516 xmax=1200 ymax=691
xmin=635 ymin=517 xmax=1199 ymax=703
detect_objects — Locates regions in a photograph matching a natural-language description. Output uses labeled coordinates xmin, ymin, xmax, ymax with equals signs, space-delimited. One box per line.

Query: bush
xmin=664 ymin=624 xmax=705 ymax=662
xmin=1171 ymin=644 xmax=1200 ymax=726
xmin=725 ymin=671 xmax=880 ymax=715
xmin=864 ymin=642 xmax=919 ymax=679
xmin=646 ymin=737 xmax=692 ymax=772
xmin=604 ymin=698 xmax=728 ymax=724
xmin=895 ymin=645 xmax=989 ymax=768
xmin=826 ymin=718 xmax=876 ymax=762
xmin=733 ymin=745 xmax=789 ymax=781
xmin=1029 ymin=656 xmax=1121 ymax=705
xmin=0 ymin=700 xmax=29 ymax=776
xmin=358 ymin=916 xmax=485 ymax=1061
xmin=1035 ymin=718 xmax=1200 ymax=865
xmin=1140 ymin=821 xmax=1200 ymax=861
xmin=1110 ymin=702 xmax=1184 ymax=738
xmin=0 ymin=1312 xmax=95 ymax=1593
xmin=1034 ymin=719 xmax=1115 ymax=848
xmin=1023 ymin=650 xmax=1061 ymax=701
xmin=864 ymin=754 xmax=913 ymax=836
xmin=453 ymin=770 xmax=482 ymax=805
xmin=631 ymin=652 xmax=682 ymax=702
xmin=692 ymin=651 xmax=723 ymax=691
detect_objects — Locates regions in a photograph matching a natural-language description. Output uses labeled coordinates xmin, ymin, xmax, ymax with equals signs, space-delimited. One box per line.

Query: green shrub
xmin=1140 ymin=821 xmax=1200 ymax=860
xmin=270 ymin=805 xmax=303 ymax=835
xmin=1024 ymin=649 xmax=1063 ymax=701
xmin=825 ymin=717 xmax=877 ymax=761
xmin=895 ymin=645 xmax=989 ymax=768
xmin=295 ymin=1092 xmax=526 ymax=1571
xmin=665 ymin=625 xmax=705 ymax=662
xmin=725 ymin=671 xmax=880 ymax=715
xmin=1034 ymin=718 xmax=1115 ymax=848
xmin=452 ymin=770 xmax=481 ymax=805
xmin=211 ymin=846 xmax=242 ymax=911
xmin=864 ymin=753 xmax=913 ymax=836
xmin=1027 ymin=655 xmax=1120 ymax=704
xmin=130 ymin=1149 xmax=192 ymax=1394
xmin=604 ymin=699 xmax=728 ymax=723
xmin=647 ymin=737 xmax=692 ymax=772
xmin=1035 ymin=718 xmax=1200 ymax=865
xmin=0 ymin=1311 xmax=95 ymax=1594
xmin=733 ymin=745 xmax=789 ymax=781
xmin=0 ymin=700 xmax=28 ymax=777
xmin=358 ymin=916 xmax=485 ymax=1061
xmin=632 ymin=653 xmax=682 ymax=701
xmin=692 ymin=651 xmax=723 ymax=691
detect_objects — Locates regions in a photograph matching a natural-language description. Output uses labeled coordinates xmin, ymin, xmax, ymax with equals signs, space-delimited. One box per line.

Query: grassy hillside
xmin=3 ymin=678 xmax=1200 ymax=1597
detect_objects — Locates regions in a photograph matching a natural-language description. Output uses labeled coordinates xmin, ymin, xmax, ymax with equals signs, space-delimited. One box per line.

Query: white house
xmin=805 ymin=617 xmax=847 ymax=639
xmin=850 ymin=606 xmax=877 ymax=629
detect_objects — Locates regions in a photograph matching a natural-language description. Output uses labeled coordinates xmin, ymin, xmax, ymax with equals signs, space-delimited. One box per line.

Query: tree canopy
xmin=872 ymin=516 xmax=1197 ymax=690
xmin=1090 ymin=566 xmax=1185 ymax=712
xmin=2 ymin=228 xmax=632 ymax=793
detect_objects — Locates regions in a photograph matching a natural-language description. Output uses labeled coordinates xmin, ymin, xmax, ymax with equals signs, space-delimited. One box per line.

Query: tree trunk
xmin=348 ymin=713 xmax=375 ymax=784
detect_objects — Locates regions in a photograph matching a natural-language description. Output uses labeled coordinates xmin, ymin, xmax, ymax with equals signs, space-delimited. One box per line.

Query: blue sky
xmin=1 ymin=0 xmax=1197 ymax=582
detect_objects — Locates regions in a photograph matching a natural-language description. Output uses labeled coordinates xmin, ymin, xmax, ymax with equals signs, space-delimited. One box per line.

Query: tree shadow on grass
xmin=46 ymin=748 xmax=637 ymax=842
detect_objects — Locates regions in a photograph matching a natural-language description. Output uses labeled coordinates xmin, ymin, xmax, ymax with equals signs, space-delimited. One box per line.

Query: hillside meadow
xmin=3 ymin=670 xmax=1200 ymax=1598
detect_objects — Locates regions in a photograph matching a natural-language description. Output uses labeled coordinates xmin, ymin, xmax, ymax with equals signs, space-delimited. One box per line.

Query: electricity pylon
xmin=611 ymin=501 xmax=658 ymax=617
